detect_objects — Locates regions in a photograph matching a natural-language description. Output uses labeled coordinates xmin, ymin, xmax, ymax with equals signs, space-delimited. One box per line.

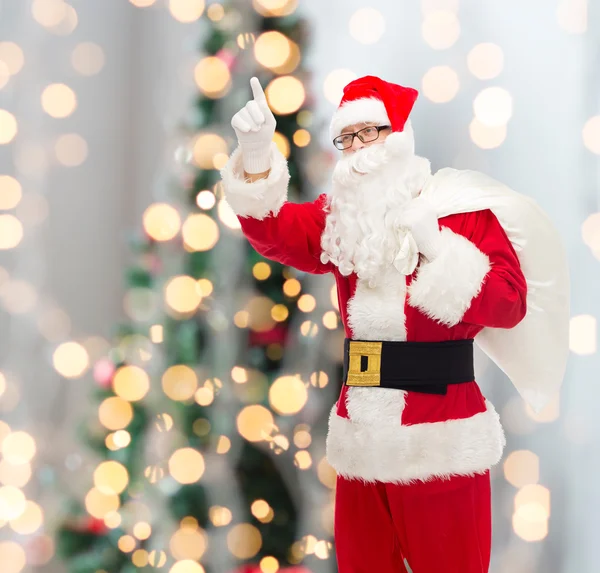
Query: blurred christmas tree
xmin=56 ymin=1 xmax=342 ymax=572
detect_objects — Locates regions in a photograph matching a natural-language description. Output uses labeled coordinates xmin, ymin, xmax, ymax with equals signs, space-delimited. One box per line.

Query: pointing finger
xmin=250 ymin=76 xmax=267 ymax=102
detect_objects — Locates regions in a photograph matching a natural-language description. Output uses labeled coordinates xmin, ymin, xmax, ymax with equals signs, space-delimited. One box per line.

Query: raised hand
xmin=231 ymin=77 xmax=277 ymax=174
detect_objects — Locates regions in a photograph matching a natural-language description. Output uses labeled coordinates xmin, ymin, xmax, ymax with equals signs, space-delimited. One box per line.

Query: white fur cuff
xmin=407 ymin=227 xmax=491 ymax=327
xmin=326 ymin=401 xmax=505 ymax=484
xmin=220 ymin=142 xmax=289 ymax=220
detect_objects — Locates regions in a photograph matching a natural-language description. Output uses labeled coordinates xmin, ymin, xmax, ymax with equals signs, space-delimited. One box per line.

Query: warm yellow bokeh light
xmin=0 ymin=459 xmax=32 ymax=488
xmin=349 ymin=8 xmax=385 ymax=44
xmin=196 ymin=278 xmax=213 ymax=297
xmin=473 ymin=87 xmax=513 ymax=127
xmin=2 ymin=432 xmax=36 ymax=465
xmin=253 ymin=0 xmax=298 ymax=17
xmin=85 ymin=488 xmax=120 ymax=519
xmin=260 ymin=556 xmax=280 ymax=573
xmin=232 ymin=367 xmax=248 ymax=384
xmin=169 ymin=0 xmax=205 ymax=22
xmin=271 ymin=304 xmax=289 ymax=322
xmin=254 ymin=31 xmax=290 ymax=69
xmin=182 ymin=213 xmax=219 ymax=251
xmin=71 ymin=42 xmax=105 ymax=75
xmin=41 ymin=83 xmax=77 ymax=118
xmin=422 ymin=66 xmax=460 ymax=103
xmin=31 ymin=0 xmax=66 ymax=27
xmin=52 ymin=342 xmax=89 ymax=378
xmin=0 ymin=110 xmax=17 ymax=144
xmin=118 ymin=534 xmax=136 ymax=553
xmin=272 ymin=131 xmax=290 ymax=158
xmin=192 ymin=133 xmax=228 ymax=169
xmin=323 ymin=69 xmax=357 ymax=105
xmin=293 ymin=129 xmax=311 ymax=147
xmin=251 ymin=500 xmax=270 ymax=519
xmin=0 ymin=214 xmax=23 ymax=249
xmin=8 ymin=500 xmax=43 ymax=535
xmin=105 ymin=511 xmax=122 ymax=529
xmin=55 ymin=133 xmax=88 ymax=166
xmin=247 ymin=296 xmax=276 ymax=332
xmin=170 ymin=526 xmax=207 ymax=561
xmin=0 ymin=541 xmax=26 ymax=573
xmin=132 ymin=549 xmax=149 ymax=567
xmin=504 ymin=450 xmax=539 ymax=488
xmin=422 ymin=10 xmax=460 ymax=50
xmin=515 ymin=484 xmax=551 ymax=517
xmin=294 ymin=450 xmax=312 ymax=469
xmin=129 ymin=0 xmax=157 ymax=6
xmin=143 ymin=203 xmax=181 ymax=241
xmin=269 ymin=375 xmax=308 ymax=415
xmin=194 ymin=57 xmax=231 ymax=98
xmin=217 ymin=199 xmax=241 ymax=230
xmin=0 ymin=485 xmax=26 ymax=520
xmin=209 ymin=505 xmax=233 ymax=526
xmin=170 ymin=561 xmax=205 ymax=573
xmin=294 ymin=429 xmax=312 ymax=448
xmin=227 ymin=523 xmax=262 ymax=559
xmin=194 ymin=386 xmax=214 ymax=407
xmin=469 ymin=118 xmax=507 ymax=149
xmin=322 ymin=311 xmax=338 ymax=330
xmin=298 ymin=294 xmax=316 ymax=312
xmin=196 ymin=190 xmax=216 ymax=210
xmin=216 ymin=435 xmax=231 ymax=453
xmin=165 ymin=275 xmax=202 ymax=314
xmin=0 ymin=42 xmax=25 ymax=75
xmin=512 ymin=504 xmax=548 ymax=541
xmin=300 ymin=320 xmax=318 ymax=337
xmin=283 ymin=278 xmax=301 ymax=297
xmin=467 ymin=43 xmax=504 ymax=80
xmin=94 ymin=461 xmax=129 ymax=495
xmin=113 ymin=365 xmax=150 ymax=402
xmin=169 ymin=448 xmax=205 ymax=484
xmin=133 ymin=521 xmax=152 ymax=540
xmin=569 ymin=314 xmax=596 ymax=355
xmin=237 ymin=405 xmax=274 ymax=442
xmin=98 ymin=396 xmax=134 ymax=430
xmin=253 ymin=262 xmax=272 ymax=280
xmin=582 ymin=116 xmax=600 ymax=155
xmin=234 ymin=310 xmax=250 ymax=328
xmin=317 ymin=457 xmax=337 ymax=489
xmin=0 ymin=176 xmax=22 ymax=209
xmin=207 ymin=4 xmax=225 ymax=21
xmin=266 ymin=76 xmax=305 ymax=115
xmin=148 ymin=549 xmax=168 ymax=567
xmin=162 ymin=365 xmax=198 ymax=401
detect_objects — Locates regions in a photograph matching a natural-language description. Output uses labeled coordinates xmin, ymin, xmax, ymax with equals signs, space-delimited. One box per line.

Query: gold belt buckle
xmin=346 ymin=341 xmax=382 ymax=387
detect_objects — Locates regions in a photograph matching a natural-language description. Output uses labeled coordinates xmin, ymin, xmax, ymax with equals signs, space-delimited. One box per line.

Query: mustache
xmin=332 ymin=144 xmax=391 ymax=187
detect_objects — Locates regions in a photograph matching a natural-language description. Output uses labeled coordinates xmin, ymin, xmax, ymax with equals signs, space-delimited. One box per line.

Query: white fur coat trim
xmin=326 ymin=398 xmax=505 ymax=484
xmin=220 ymin=142 xmax=289 ymax=220
xmin=408 ymin=226 xmax=491 ymax=327
xmin=330 ymin=97 xmax=391 ymax=139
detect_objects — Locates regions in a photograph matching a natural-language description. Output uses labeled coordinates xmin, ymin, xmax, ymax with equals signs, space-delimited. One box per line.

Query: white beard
xmin=320 ymin=143 xmax=432 ymax=287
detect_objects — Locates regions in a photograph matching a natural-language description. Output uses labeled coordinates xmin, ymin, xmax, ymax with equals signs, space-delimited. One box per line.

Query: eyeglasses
xmin=333 ymin=125 xmax=391 ymax=151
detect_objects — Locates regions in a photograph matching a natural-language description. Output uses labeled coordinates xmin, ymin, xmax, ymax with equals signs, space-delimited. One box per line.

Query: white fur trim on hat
xmin=330 ymin=97 xmax=390 ymax=140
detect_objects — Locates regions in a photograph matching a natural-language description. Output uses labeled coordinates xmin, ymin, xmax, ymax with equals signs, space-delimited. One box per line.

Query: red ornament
xmin=248 ymin=324 xmax=288 ymax=347
xmin=85 ymin=516 xmax=109 ymax=535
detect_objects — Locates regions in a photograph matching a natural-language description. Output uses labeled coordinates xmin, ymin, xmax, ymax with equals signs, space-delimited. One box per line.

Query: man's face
xmin=339 ymin=122 xmax=391 ymax=155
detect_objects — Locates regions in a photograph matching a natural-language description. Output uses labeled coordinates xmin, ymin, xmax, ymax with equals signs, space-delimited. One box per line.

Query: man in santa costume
xmin=221 ymin=76 xmax=569 ymax=573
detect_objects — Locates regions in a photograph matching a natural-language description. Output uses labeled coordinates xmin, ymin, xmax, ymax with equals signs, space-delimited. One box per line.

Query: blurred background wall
xmin=0 ymin=0 xmax=599 ymax=572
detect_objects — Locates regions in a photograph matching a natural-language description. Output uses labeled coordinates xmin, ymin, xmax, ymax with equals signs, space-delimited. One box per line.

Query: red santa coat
xmin=222 ymin=145 xmax=528 ymax=484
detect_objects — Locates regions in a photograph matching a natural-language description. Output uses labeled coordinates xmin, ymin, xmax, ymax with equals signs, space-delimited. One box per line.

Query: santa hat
xmin=329 ymin=75 xmax=418 ymax=157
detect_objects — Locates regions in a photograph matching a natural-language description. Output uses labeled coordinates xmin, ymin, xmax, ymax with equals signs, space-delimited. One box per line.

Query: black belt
xmin=342 ymin=338 xmax=475 ymax=395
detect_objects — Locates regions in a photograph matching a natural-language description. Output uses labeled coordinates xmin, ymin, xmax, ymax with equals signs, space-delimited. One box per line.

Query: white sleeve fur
xmin=407 ymin=227 xmax=491 ymax=327
xmin=220 ymin=142 xmax=289 ymax=220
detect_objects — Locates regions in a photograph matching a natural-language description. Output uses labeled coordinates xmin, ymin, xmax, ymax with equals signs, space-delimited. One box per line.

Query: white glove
xmin=396 ymin=197 xmax=442 ymax=261
xmin=231 ymin=77 xmax=276 ymax=174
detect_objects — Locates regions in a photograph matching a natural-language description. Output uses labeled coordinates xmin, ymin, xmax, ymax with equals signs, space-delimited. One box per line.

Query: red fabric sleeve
xmin=238 ymin=193 xmax=333 ymax=275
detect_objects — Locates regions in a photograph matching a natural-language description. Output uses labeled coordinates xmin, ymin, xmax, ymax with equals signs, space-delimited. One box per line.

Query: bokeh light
xmin=422 ymin=66 xmax=460 ymax=103
xmin=9 ymin=500 xmax=43 ymax=534
xmin=164 ymin=275 xmax=202 ymax=314
xmin=98 ymin=396 xmax=134 ymax=430
xmin=170 ymin=526 xmax=207 ymax=560
xmin=582 ymin=116 xmax=600 ymax=155
xmin=324 ymin=69 xmax=357 ymax=104
xmin=273 ymin=132 xmax=290 ymax=158
xmin=162 ymin=365 xmax=198 ymax=401
xmin=504 ymin=450 xmax=540 ymax=487
xmin=112 ymin=365 xmax=150 ymax=401
xmin=53 ymin=342 xmax=89 ymax=378
xmin=349 ymin=8 xmax=385 ymax=44
xmin=422 ymin=10 xmax=460 ymax=50
xmin=169 ymin=448 xmax=205 ymax=484
xmin=569 ymin=314 xmax=596 ymax=355
xmin=85 ymin=488 xmax=120 ymax=519
xmin=2 ymin=432 xmax=36 ymax=464
xmin=473 ymin=87 xmax=513 ymax=127
xmin=0 ymin=42 xmax=25 ymax=75
xmin=170 ymin=561 xmax=205 ymax=573
xmin=169 ymin=0 xmax=205 ymax=22
xmin=237 ymin=405 xmax=274 ymax=442
xmin=227 ymin=523 xmax=262 ymax=559
xmin=0 ymin=110 xmax=18 ymax=144
xmin=253 ymin=0 xmax=298 ymax=17
xmin=192 ymin=133 xmax=228 ymax=169
xmin=196 ymin=190 xmax=216 ymax=210
xmin=0 ymin=215 xmax=23 ymax=249
xmin=194 ymin=57 xmax=231 ymax=99
xmin=266 ymin=76 xmax=305 ymax=115
xmin=0 ymin=541 xmax=26 ymax=573
xmin=71 ymin=42 xmax=105 ymax=75
xmin=469 ymin=118 xmax=507 ymax=149
xmin=182 ymin=213 xmax=219 ymax=251
xmin=254 ymin=31 xmax=290 ymax=69
xmin=467 ymin=43 xmax=504 ymax=79
xmin=129 ymin=0 xmax=157 ymax=7
xmin=143 ymin=203 xmax=181 ymax=241
xmin=94 ymin=461 xmax=129 ymax=495
xmin=217 ymin=199 xmax=241 ymax=230
xmin=557 ymin=0 xmax=587 ymax=34
xmin=55 ymin=133 xmax=88 ymax=166
xmin=269 ymin=375 xmax=308 ymax=415
xmin=41 ymin=83 xmax=77 ymax=118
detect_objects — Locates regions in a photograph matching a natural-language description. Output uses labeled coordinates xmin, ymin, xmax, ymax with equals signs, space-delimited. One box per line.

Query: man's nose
xmin=351 ymin=136 xmax=365 ymax=151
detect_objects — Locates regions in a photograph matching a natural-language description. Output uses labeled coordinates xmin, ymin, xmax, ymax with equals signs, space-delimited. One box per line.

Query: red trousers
xmin=334 ymin=471 xmax=491 ymax=573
